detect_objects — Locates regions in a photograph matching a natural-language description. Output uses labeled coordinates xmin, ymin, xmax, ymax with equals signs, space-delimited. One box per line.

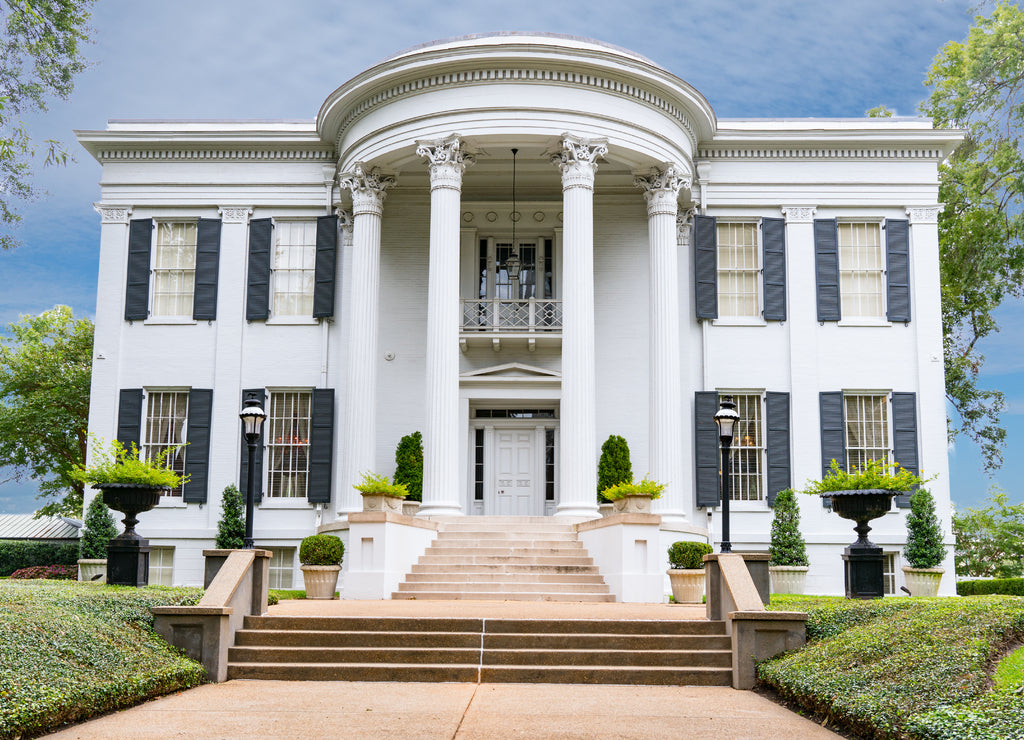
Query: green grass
xmin=0 ymin=579 xmax=205 ymax=739
xmin=994 ymin=645 xmax=1024 ymax=692
xmin=762 ymin=595 xmax=1024 ymax=740
xmin=268 ymin=588 xmax=306 ymax=601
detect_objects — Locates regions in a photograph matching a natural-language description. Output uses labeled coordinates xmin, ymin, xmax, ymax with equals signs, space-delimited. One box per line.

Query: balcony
xmin=460 ymin=298 xmax=562 ymax=352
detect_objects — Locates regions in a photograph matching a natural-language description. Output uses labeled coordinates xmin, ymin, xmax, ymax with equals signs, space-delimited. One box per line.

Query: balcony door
xmin=479 ymin=236 xmax=553 ymax=300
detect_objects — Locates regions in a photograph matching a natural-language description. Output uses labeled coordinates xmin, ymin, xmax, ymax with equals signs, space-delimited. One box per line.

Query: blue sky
xmin=1 ymin=0 xmax=1018 ymax=514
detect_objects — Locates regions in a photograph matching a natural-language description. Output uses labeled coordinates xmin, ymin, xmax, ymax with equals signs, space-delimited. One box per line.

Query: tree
xmin=0 ymin=306 xmax=92 ymax=516
xmin=920 ymin=1 xmax=1024 ymax=472
xmin=953 ymin=487 xmax=1024 ymax=578
xmin=393 ymin=432 xmax=423 ymax=502
xmin=904 ymin=488 xmax=947 ymax=569
xmin=0 ymin=0 xmax=94 ymax=249
xmin=215 ymin=485 xmax=245 ymax=550
xmin=768 ymin=489 xmax=809 ymax=567
xmin=78 ymin=492 xmax=115 ymax=560
xmin=597 ymin=435 xmax=632 ymax=502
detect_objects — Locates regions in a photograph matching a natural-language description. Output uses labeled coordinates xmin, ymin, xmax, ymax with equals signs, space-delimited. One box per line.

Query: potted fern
xmin=78 ymin=494 xmax=118 ymax=584
xmin=901 ymin=488 xmax=946 ymax=596
xmin=299 ymin=534 xmax=344 ymax=599
xmin=667 ymin=541 xmax=713 ymax=603
xmin=355 ymin=472 xmax=408 ymax=514
xmin=601 ymin=477 xmax=664 ymax=514
xmin=597 ymin=435 xmax=632 ymax=514
xmin=768 ymin=489 xmax=810 ymax=594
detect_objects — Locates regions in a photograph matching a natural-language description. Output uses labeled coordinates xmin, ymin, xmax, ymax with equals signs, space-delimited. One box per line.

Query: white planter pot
xmin=667 ymin=569 xmax=705 ymax=603
xmin=77 ymin=559 xmax=107 ymax=584
xmin=611 ymin=495 xmax=653 ymax=514
xmin=361 ymin=493 xmax=404 ymax=514
xmin=769 ymin=565 xmax=809 ymax=595
xmin=598 ymin=503 xmax=614 ymax=517
xmin=402 ymin=500 xmax=421 ymax=517
xmin=902 ymin=566 xmax=944 ymax=597
xmin=301 ymin=565 xmax=341 ymax=599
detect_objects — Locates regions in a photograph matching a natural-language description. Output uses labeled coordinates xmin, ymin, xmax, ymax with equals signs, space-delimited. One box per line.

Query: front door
xmin=494 ymin=429 xmax=537 ymax=515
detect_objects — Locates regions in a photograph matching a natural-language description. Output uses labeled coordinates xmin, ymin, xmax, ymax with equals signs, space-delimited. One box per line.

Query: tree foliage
xmin=393 ymin=431 xmax=423 ymax=502
xmin=903 ymin=488 xmax=947 ymax=569
xmin=769 ymin=489 xmax=809 ymax=567
xmin=215 ymin=485 xmax=245 ymax=550
xmin=597 ymin=435 xmax=632 ymax=503
xmin=953 ymin=487 xmax=1024 ymax=578
xmin=0 ymin=0 xmax=94 ymax=249
xmin=0 ymin=306 xmax=92 ymax=516
xmin=78 ymin=492 xmax=116 ymax=560
xmin=921 ymin=1 xmax=1024 ymax=471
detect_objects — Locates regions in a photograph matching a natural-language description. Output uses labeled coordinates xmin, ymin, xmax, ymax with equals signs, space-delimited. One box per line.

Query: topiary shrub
xmin=769 ymin=489 xmax=809 ymax=567
xmin=394 ymin=432 xmax=424 ymax=502
xmin=668 ymin=541 xmax=713 ymax=569
xmin=215 ymin=485 xmax=246 ymax=549
xmin=299 ymin=534 xmax=344 ymax=566
xmin=79 ymin=494 xmax=118 ymax=560
xmin=904 ymin=488 xmax=946 ymax=569
xmin=597 ymin=435 xmax=632 ymax=503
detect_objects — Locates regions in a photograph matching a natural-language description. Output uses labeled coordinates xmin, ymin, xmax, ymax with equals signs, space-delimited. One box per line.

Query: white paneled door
xmin=494 ymin=429 xmax=538 ymax=515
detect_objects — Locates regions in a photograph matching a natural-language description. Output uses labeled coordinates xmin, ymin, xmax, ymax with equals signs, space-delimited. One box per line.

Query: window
xmin=273 ymin=221 xmax=316 ymax=316
xmin=722 ymin=393 xmax=764 ymax=501
xmin=716 ymin=222 xmax=760 ymax=318
xmin=266 ymin=391 xmax=311 ymax=498
xmin=148 ymin=547 xmax=174 ymax=586
xmin=883 ymin=552 xmax=898 ymax=596
xmin=545 ymin=429 xmax=555 ymax=502
xmin=845 ymin=394 xmax=889 ymax=471
xmin=152 ymin=222 xmax=197 ymax=317
xmin=474 ymin=429 xmax=484 ymax=501
xmin=143 ymin=391 xmax=188 ymax=497
xmin=838 ymin=222 xmax=884 ymax=318
xmin=267 ymin=548 xmax=295 ymax=589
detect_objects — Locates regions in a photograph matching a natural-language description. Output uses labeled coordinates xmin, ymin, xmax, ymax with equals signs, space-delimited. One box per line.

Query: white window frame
xmin=150 ymin=220 xmax=198 ymax=319
xmin=479 ymin=234 xmax=556 ymax=300
xmin=148 ymin=546 xmax=175 ymax=586
xmin=843 ymin=392 xmax=891 ymax=473
xmin=265 ymin=389 xmax=312 ymax=499
xmin=142 ymin=389 xmax=188 ymax=499
xmin=266 ymin=547 xmax=296 ymax=589
xmin=882 ymin=551 xmax=900 ymax=596
xmin=269 ymin=218 xmax=318 ymax=323
xmin=719 ymin=390 xmax=766 ymax=506
xmin=715 ymin=219 xmax=762 ymax=323
xmin=837 ymin=219 xmax=886 ymax=323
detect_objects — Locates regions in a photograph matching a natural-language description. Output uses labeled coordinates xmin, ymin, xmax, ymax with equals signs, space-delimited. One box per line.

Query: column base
xmin=554 ymin=502 xmax=601 ymax=519
xmin=416 ymin=502 xmax=465 ymax=517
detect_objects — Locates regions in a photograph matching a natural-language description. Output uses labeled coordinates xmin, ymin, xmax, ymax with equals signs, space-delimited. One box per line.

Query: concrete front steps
xmin=227 ymin=616 xmax=733 ymax=685
xmin=392 ymin=516 xmax=614 ymax=602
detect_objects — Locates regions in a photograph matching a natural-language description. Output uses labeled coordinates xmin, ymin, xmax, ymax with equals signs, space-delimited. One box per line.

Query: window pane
xmin=268 ymin=547 xmax=295 ymax=589
xmin=716 ymin=223 xmax=759 ymax=318
xmin=494 ymin=241 xmax=536 ymax=299
xmin=273 ymin=221 xmax=317 ymax=316
xmin=722 ymin=393 xmax=763 ymax=501
xmin=267 ymin=391 xmax=311 ymax=498
xmin=845 ymin=394 xmax=889 ymax=471
xmin=144 ymin=391 xmax=188 ymax=497
xmin=152 ymin=222 xmax=197 ymax=317
xmin=148 ymin=547 xmax=174 ymax=586
xmin=838 ymin=222 xmax=884 ymax=318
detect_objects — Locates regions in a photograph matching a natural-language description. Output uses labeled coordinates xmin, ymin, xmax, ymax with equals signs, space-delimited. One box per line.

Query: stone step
xmin=226 ymin=662 xmax=480 ymax=682
xmin=439 ymin=523 xmax=576 ymax=532
xmin=390 ymin=591 xmax=616 ymax=602
xmin=483 ymin=633 xmax=732 ymax=650
xmin=478 ymin=665 xmax=733 ymax=686
xmin=396 ymin=581 xmax=609 ymax=594
xmin=234 ymin=629 xmax=483 ymax=649
xmin=482 ymin=648 xmax=732 ymax=668
xmin=403 ymin=572 xmax=606 ymax=584
xmin=421 ymin=546 xmax=588 ymax=558
xmin=429 ymin=537 xmax=583 ymax=547
xmin=439 ymin=531 xmax=579 ymax=541
xmin=229 ymin=646 xmax=481 ymax=665
xmin=409 ymin=563 xmax=601 ymax=575
xmin=242 ymin=616 xmax=484 ymax=632
xmin=416 ymin=555 xmax=595 ymax=566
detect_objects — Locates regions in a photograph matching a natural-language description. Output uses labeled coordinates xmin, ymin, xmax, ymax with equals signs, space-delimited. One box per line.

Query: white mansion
xmin=79 ymin=33 xmax=959 ymax=595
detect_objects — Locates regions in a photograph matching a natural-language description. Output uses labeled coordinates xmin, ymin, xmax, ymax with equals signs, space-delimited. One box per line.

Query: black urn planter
xmin=98 ymin=483 xmax=166 ymax=587
xmin=828 ymin=488 xmax=897 ymax=599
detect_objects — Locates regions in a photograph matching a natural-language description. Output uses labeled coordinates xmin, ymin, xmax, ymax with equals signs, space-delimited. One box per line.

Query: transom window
xmin=474 ymin=409 xmax=556 ymax=419
xmin=838 ymin=222 xmax=884 ymax=318
xmin=845 ymin=393 xmax=889 ymax=471
xmin=267 ymin=391 xmax=311 ymax=498
xmin=273 ymin=221 xmax=316 ymax=316
xmin=722 ymin=393 xmax=763 ymax=501
xmin=152 ymin=222 xmax=197 ymax=317
xmin=143 ymin=391 xmax=188 ymax=497
xmin=716 ymin=222 xmax=760 ymax=318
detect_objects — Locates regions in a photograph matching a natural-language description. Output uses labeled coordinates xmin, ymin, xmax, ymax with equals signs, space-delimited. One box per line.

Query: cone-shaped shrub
xmin=769 ymin=489 xmax=809 ymax=567
xmin=394 ymin=432 xmax=423 ymax=502
xmin=904 ymin=488 xmax=946 ymax=569
xmin=597 ymin=435 xmax=632 ymax=502
xmin=79 ymin=494 xmax=117 ymax=560
xmin=215 ymin=485 xmax=246 ymax=550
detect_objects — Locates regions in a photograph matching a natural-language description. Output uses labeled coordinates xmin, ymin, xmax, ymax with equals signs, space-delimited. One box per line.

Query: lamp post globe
xmin=714 ymin=396 xmax=740 ymax=553
xmin=239 ymin=393 xmax=267 ymax=549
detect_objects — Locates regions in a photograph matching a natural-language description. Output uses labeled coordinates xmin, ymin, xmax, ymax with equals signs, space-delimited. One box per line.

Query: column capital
xmin=635 ymin=164 xmax=690 ymax=217
xmin=676 ymin=209 xmax=695 ymax=246
xmin=93 ymin=203 xmax=132 ymax=224
xmin=781 ymin=206 xmax=817 ymax=223
xmin=416 ymin=134 xmax=475 ymax=191
xmin=335 ymin=207 xmax=354 ymax=246
xmin=217 ymin=206 xmax=253 ymax=224
xmin=906 ymin=206 xmax=940 ymax=224
xmin=339 ymin=163 xmax=395 ymax=217
xmin=550 ymin=133 xmax=608 ymax=191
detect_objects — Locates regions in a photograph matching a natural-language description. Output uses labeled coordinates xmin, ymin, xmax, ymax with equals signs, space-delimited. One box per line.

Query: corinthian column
xmin=417 ymin=135 xmax=474 ymax=516
xmin=551 ymin=133 xmax=607 ymax=518
xmin=635 ymin=165 xmax=689 ymax=523
xmin=337 ymin=164 xmax=394 ymax=515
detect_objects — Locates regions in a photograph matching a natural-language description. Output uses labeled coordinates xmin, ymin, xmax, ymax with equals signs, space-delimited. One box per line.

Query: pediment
xmin=460 ymin=362 xmax=561 ymax=380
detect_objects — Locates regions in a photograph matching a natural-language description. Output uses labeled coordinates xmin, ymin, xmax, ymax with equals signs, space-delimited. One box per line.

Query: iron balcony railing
xmin=461 ymin=298 xmax=563 ymax=332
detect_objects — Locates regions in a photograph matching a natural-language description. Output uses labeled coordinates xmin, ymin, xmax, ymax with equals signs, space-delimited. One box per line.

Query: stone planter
xmin=667 ymin=568 xmax=705 ymax=603
xmin=611 ymin=495 xmax=654 ymax=514
xmin=902 ymin=566 xmax=944 ymax=597
xmin=301 ymin=564 xmax=341 ymax=599
xmin=96 ymin=483 xmax=166 ymax=587
xmin=361 ymin=493 xmax=404 ymax=514
xmin=598 ymin=503 xmax=614 ymax=517
xmin=77 ymin=558 xmax=107 ymax=584
xmin=402 ymin=500 xmax=421 ymax=517
xmin=769 ymin=565 xmax=809 ymax=595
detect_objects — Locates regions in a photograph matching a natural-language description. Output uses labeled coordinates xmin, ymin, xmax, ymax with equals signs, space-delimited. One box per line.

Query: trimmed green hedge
xmin=958 ymin=578 xmax=1024 ymax=596
xmin=0 ymin=540 xmax=79 ymax=576
xmin=0 ymin=580 xmax=205 ymax=739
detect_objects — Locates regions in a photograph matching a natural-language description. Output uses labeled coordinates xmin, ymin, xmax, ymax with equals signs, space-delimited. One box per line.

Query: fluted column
xmin=337 ymin=165 xmax=394 ymax=515
xmin=635 ymin=165 xmax=689 ymax=522
xmin=417 ymin=135 xmax=474 ymax=516
xmin=551 ymin=134 xmax=606 ymax=518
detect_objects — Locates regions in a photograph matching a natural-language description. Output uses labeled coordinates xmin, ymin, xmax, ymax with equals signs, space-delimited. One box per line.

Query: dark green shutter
xmin=814 ymin=219 xmax=841 ymax=322
xmin=694 ymin=215 xmax=718 ymax=319
xmin=312 ymin=215 xmax=338 ymax=318
xmin=116 ymin=389 xmax=144 ymax=451
xmin=125 ymin=219 xmax=152 ymax=321
xmin=762 ymin=218 xmax=787 ymax=321
xmin=695 ymin=391 xmax=721 ymax=507
xmin=765 ymin=392 xmax=791 ymax=507
xmin=307 ymin=388 xmax=334 ymax=503
xmin=182 ymin=389 xmax=212 ymax=503
xmin=819 ymin=391 xmax=846 ymax=508
xmin=239 ymin=388 xmax=266 ymax=504
xmin=891 ymin=392 xmax=919 ymax=509
xmin=886 ymin=219 xmax=911 ymax=323
xmin=192 ymin=218 xmax=221 ymax=321
xmin=246 ymin=219 xmax=272 ymax=321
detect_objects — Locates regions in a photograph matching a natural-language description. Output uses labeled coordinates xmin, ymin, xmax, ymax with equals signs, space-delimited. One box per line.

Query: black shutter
xmin=182 ymin=389 xmax=212 ymax=503
xmin=762 ymin=217 xmax=787 ymax=321
xmin=313 ymin=215 xmax=338 ymax=318
xmin=765 ymin=392 xmax=791 ymax=507
xmin=814 ymin=219 xmax=841 ymax=322
xmin=125 ymin=219 xmax=152 ymax=321
xmin=307 ymin=388 xmax=334 ymax=503
xmin=239 ymin=388 xmax=266 ymax=504
xmin=819 ymin=391 xmax=846 ymax=508
xmin=192 ymin=218 xmax=222 ymax=321
xmin=886 ymin=219 xmax=911 ymax=323
xmin=891 ymin=392 xmax=920 ymax=509
xmin=116 ymin=389 xmax=144 ymax=451
xmin=694 ymin=215 xmax=718 ymax=319
xmin=695 ymin=391 xmax=721 ymax=507
xmin=246 ymin=219 xmax=272 ymax=321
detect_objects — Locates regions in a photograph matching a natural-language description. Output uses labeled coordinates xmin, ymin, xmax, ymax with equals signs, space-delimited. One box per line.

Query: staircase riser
xmin=482 ymin=650 xmax=732 ymax=668
xmin=397 ymin=582 xmax=607 ymax=593
xmin=235 ymin=631 xmax=482 ymax=648
xmin=479 ymin=667 xmax=732 ymax=686
xmin=403 ymin=573 xmax=606 ymax=584
xmin=484 ymin=635 xmax=732 ymax=650
xmin=441 ymin=532 xmax=579 ymax=541
xmin=410 ymin=564 xmax=600 ymax=575
xmin=226 ymin=664 xmax=480 ymax=682
xmin=229 ymin=647 xmax=481 ymax=664
xmin=391 ymin=592 xmax=616 ymax=602
xmin=418 ymin=556 xmax=595 ymax=566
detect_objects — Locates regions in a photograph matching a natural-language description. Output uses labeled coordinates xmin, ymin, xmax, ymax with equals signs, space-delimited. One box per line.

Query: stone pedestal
xmin=107 ymin=537 xmax=152 ymax=587
xmin=843 ymin=544 xmax=884 ymax=599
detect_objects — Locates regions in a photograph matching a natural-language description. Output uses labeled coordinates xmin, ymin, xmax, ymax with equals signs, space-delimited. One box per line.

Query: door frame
xmin=468 ymin=413 xmax=559 ymax=516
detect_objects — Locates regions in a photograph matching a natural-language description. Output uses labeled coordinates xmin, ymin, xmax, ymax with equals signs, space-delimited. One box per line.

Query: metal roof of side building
xmin=0 ymin=514 xmax=82 ymax=541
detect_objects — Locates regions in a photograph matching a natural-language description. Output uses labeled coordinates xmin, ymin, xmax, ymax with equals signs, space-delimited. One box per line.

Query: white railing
xmin=461 ymin=299 xmax=563 ymax=332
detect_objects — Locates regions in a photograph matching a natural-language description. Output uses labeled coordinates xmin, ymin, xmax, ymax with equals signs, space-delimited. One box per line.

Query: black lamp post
xmin=506 ymin=147 xmax=523 ymax=298
xmin=714 ymin=395 xmax=740 ymax=553
xmin=239 ymin=393 xmax=267 ymax=549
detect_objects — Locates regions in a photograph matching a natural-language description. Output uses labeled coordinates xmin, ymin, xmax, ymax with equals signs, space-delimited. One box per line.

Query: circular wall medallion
xmin=486 ymin=211 xmax=498 ymax=222
xmin=510 ymin=211 xmax=521 ymax=222
xmin=533 ymin=211 xmax=545 ymax=222
xmin=462 ymin=212 xmax=474 ymax=222
xmin=383 ymin=351 xmax=395 ymax=361
xmin=557 ymin=211 xmax=564 ymax=222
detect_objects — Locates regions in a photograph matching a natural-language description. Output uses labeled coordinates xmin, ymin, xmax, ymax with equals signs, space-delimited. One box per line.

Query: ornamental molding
xmin=781 ymin=206 xmax=816 ymax=223
xmin=698 ymin=146 xmax=946 ymax=161
xmin=332 ymin=68 xmax=699 ymax=151
xmin=905 ymin=206 xmax=940 ymax=224
xmin=335 ymin=208 xmax=354 ymax=245
xmin=676 ymin=210 xmax=695 ymax=246
xmin=94 ymin=148 xmax=335 ymax=163
xmin=218 ymin=206 xmax=253 ymax=224
xmin=93 ymin=203 xmax=132 ymax=224
xmin=634 ymin=164 xmax=689 ymax=217
xmin=416 ymin=134 xmax=475 ymax=191
xmin=550 ymin=133 xmax=608 ymax=191
xmin=339 ymin=164 xmax=396 ymax=217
